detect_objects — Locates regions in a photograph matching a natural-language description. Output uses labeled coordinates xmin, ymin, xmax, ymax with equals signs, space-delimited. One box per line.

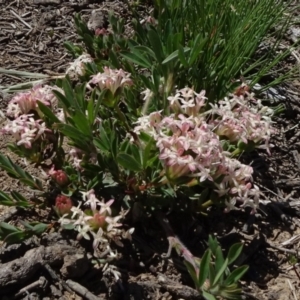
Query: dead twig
xmin=66 ymin=279 xmax=100 ymax=300
xmin=133 ymin=273 xmax=202 ymax=300
xmin=43 ymin=263 xmax=73 ymax=293
xmin=10 ymin=9 xmax=32 ymax=30
xmin=13 ymin=276 xmax=48 ymax=299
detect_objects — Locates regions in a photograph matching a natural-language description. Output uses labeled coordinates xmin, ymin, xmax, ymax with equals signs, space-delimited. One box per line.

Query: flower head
xmin=66 ymin=54 xmax=93 ymax=79
xmin=89 ymin=67 xmax=133 ymax=97
xmin=167 ymin=87 xmax=206 ymax=116
xmin=6 ymin=85 xmax=61 ymax=118
xmin=2 ymin=114 xmax=50 ymax=149
xmin=209 ymin=93 xmax=275 ymax=153
xmin=55 ymin=195 xmax=73 ymax=216
xmin=49 ymin=166 xmax=69 ymax=186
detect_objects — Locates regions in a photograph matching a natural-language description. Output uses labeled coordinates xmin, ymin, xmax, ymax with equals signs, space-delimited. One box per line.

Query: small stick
xmin=267 ymin=243 xmax=298 ymax=255
xmin=10 ymin=9 xmax=32 ymax=30
xmin=292 ymin=265 xmax=300 ymax=282
xmin=13 ymin=277 xmax=47 ymax=299
xmin=43 ymin=264 xmax=73 ymax=293
xmin=287 ymin=279 xmax=298 ymax=300
xmin=66 ymin=279 xmax=100 ymax=300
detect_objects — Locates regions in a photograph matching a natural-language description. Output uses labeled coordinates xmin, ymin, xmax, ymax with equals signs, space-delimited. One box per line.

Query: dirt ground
xmin=1 ymin=1 xmax=300 ymax=299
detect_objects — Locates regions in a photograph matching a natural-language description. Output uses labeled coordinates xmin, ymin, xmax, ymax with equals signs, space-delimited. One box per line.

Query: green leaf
xmin=0 ymin=153 xmax=43 ymax=190
xmin=224 ymin=265 xmax=249 ymax=286
xmin=37 ymin=101 xmax=61 ymax=124
xmin=72 ymin=111 xmax=93 ymax=137
xmin=199 ymin=249 xmax=211 ymax=288
xmin=188 ymin=33 xmax=207 ymax=65
xmin=178 ymin=44 xmax=188 ymax=67
xmin=162 ymin=47 xmax=190 ymax=64
xmin=142 ymin=138 xmax=155 ymax=169
xmin=227 ymin=243 xmax=244 ymax=265
xmin=212 ymin=258 xmax=228 ymax=286
xmin=11 ymin=191 xmax=31 ymax=207
xmin=208 ymin=235 xmax=219 ymax=256
xmin=0 ymin=191 xmax=14 ymax=206
xmin=93 ymin=89 xmax=105 ymax=119
xmin=0 ymin=68 xmax=49 ymax=79
xmin=74 ymin=83 xmax=87 ymax=112
xmin=3 ymin=231 xmax=29 ymax=244
xmin=198 ymin=188 xmax=210 ymax=205
xmin=215 ymin=245 xmax=225 ymax=272
xmin=148 ymin=29 xmax=164 ymax=63
xmin=56 ymin=124 xmax=91 ymax=148
xmin=209 ymin=262 xmax=216 ymax=285
xmin=94 ymin=124 xmax=111 ymax=152
xmin=202 ymin=290 xmax=217 ymax=300
xmin=133 ymin=46 xmax=156 ymax=59
xmin=31 ymin=223 xmax=49 ymax=235
xmin=121 ymin=51 xmax=152 ymax=68
xmin=0 ymin=222 xmax=21 ymax=233
xmin=140 ymin=74 xmax=154 ymax=90
xmin=52 ymin=90 xmax=71 ymax=110
xmin=20 ymin=221 xmax=34 ymax=231
xmin=109 ymin=50 xmax=121 ymax=68
xmin=117 ymin=153 xmax=142 ymax=172
xmin=130 ymin=144 xmax=142 ymax=167
xmin=184 ymin=260 xmax=199 ymax=288
xmin=110 ymin=132 xmax=119 ymax=160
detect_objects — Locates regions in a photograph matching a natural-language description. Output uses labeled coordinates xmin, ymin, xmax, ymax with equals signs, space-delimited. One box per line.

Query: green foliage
xmin=0 ymin=191 xmax=32 ymax=207
xmin=0 ymin=222 xmax=49 ymax=245
xmin=0 ymin=2 xmax=290 ymax=298
xmin=70 ymin=0 xmax=294 ymax=107
xmin=0 ymin=153 xmax=43 ymax=191
xmin=184 ymin=235 xmax=248 ymax=299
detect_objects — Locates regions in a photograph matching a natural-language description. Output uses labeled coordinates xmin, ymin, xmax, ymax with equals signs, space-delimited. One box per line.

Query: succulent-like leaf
xmin=227 ymin=243 xmax=244 ymax=265
xmin=117 ymin=153 xmax=142 ymax=172
xmin=202 ymin=290 xmax=217 ymax=300
xmin=212 ymin=258 xmax=228 ymax=286
xmin=198 ymin=249 xmax=212 ymax=288
xmin=224 ymin=265 xmax=249 ymax=286
xmin=184 ymin=260 xmax=199 ymax=288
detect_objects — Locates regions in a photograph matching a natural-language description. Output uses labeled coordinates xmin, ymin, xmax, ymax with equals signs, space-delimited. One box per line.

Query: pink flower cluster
xmin=6 ymin=85 xmax=60 ymax=118
xmin=59 ymin=189 xmax=132 ymax=252
xmin=167 ymin=87 xmax=206 ymax=116
xmin=157 ymin=114 xmax=224 ymax=181
xmin=3 ymin=85 xmax=63 ymax=149
xmin=2 ymin=114 xmax=50 ymax=148
xmin=209 ymin=93 xmax=275 ymax=154
xmin=89 ymin=67 xmax=133 ymax=96
xmin=65 ymin=53 xmax=93 ymax=79
xmin=133 ymin=87 xmax=274 ymax=211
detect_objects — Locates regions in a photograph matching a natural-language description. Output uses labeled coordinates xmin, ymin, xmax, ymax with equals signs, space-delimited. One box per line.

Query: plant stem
xmin=201 ymin=199 xmax=213 ymax=209
xmin=115 ymin=104 xmax=131 ymax=132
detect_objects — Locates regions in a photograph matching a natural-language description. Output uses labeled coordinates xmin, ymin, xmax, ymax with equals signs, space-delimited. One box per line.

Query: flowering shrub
xmin=133 ymin=87 xmax=271 ymax=212
xmin=0 ymin=2 xmax=289 ymax=297
xmin=1 ymin=75 xmax=273 ymax=239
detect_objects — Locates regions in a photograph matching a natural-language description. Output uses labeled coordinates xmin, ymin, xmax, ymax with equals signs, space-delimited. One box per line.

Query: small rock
xmin=290 ymin=26 xmax=300 ymax=43
xmin=87 ymin=9 xmax=108 ymax=31
xmin=60 ymin=254 xmax=90 ymax=278
xmin=50 ymin=284 xmax=62 ymax=297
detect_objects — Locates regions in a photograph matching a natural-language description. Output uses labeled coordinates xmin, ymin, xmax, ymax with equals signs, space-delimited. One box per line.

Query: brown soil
xmin=1 ymin=1 xmax=300 ymax=299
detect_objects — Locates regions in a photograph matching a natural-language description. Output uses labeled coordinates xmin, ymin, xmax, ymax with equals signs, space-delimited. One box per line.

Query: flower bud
xmin=55 ymin=195 xmax=73 ymax=216
xmin=49 ymin=167 xmax=69 ymax=186
xmin=89 ymin=212 xmax=106 ymax=230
